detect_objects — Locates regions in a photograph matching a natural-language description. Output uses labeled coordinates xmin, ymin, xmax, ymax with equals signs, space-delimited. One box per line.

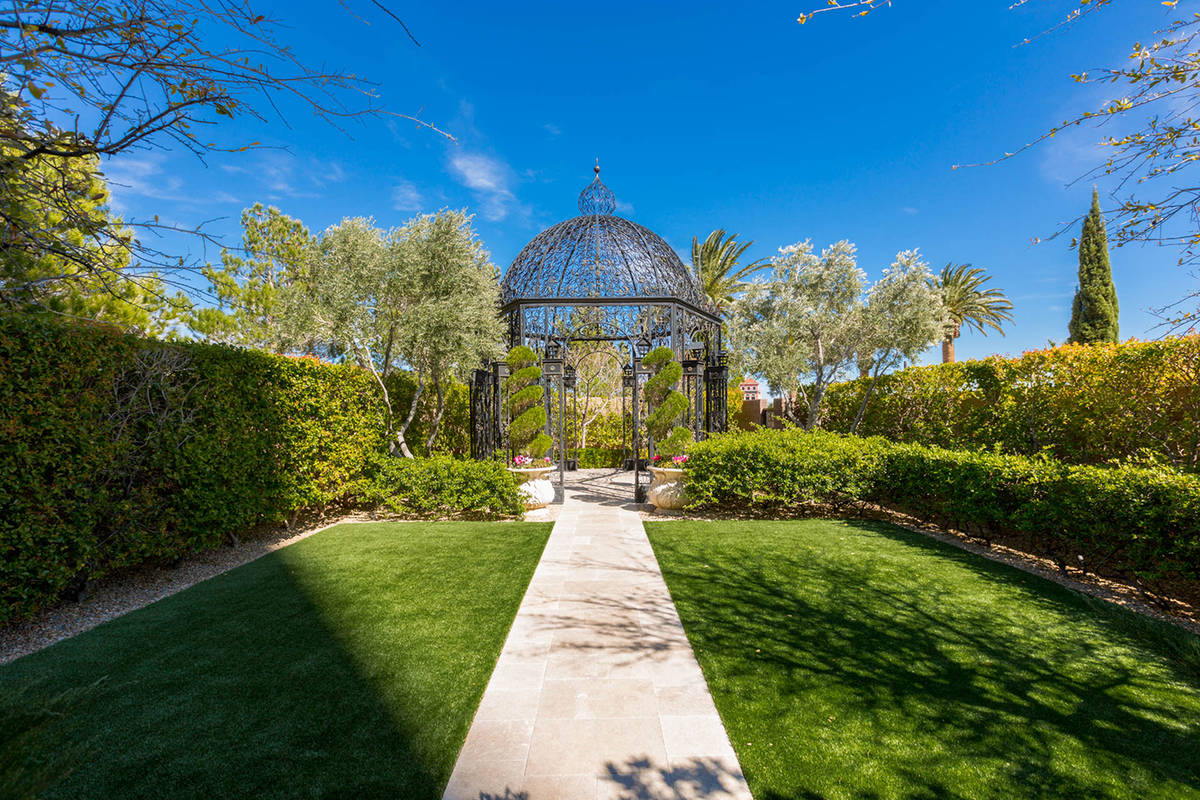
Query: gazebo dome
xmin=501 ymin=167 xmax=707 ymax=310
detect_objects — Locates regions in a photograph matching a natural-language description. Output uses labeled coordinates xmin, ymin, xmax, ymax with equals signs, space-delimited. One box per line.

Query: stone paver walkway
xmin=443 ymin=483 xmax=752 ymax=800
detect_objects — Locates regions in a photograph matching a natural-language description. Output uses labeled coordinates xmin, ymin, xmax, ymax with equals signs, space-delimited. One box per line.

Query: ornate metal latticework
xmin=472 ymin=164 xmax=728 ymax=499
xmin=500 ymin=166 xmax=716 ymax=346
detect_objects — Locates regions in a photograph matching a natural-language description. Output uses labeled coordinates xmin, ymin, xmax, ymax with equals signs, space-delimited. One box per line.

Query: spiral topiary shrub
xmin=504 ymin=345 xmax=553 ymax=459
xmin=642 ymin=346 xmax=692 ymax=457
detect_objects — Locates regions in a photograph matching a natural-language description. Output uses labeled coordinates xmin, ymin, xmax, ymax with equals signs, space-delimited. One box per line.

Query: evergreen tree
xmin=1068 ymin=189 xmax=1120 ymax=344
xmin=0 ymin=142 xmax=184 ymax=336
xmin=191 ymin=204 xmax=315 ymax=352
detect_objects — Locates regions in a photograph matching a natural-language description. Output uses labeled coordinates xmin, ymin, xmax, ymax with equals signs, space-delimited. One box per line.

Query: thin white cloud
xmin=392 ymin=180 xmax=424 ymax=212
xmin=615 ymin=199 xmax=635 ymax=215
xmin=1038 ymin=128 xmax=1106 ymax=186
xmin=449 ymin=152 xmax=521 ymax=221
xmin=902 ymin=206 xmax=918 ymax=215
xmin=103 ymin=154 xmax=243 ymax=214
xmin=311 ymin=161 xmax=347 ymax=187
xmin=544 ymin=123 xmax=561 ymax=136
xmin=103 ymin=153 xmax=182 ymax=202
xmin=248 ymin=152 xmax=320 ymax=200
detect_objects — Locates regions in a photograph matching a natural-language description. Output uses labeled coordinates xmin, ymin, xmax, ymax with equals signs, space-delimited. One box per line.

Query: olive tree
xmin=729 ymin=240 xmax=867 ymax=429
xmin=851 ymin=250 xmax=945 ymax=432
xmin=289 ymin=211 xmax=502 ymax=458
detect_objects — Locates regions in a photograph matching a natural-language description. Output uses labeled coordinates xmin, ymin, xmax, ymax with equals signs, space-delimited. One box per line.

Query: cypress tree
xmin=1068 ymin=189 xmax=1120 ymax=343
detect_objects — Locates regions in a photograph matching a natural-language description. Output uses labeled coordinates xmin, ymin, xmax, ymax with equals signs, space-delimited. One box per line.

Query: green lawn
xmin=0 ymin=521 xmax=550 ymax=799
xmin=645 ymin=519 xmax=1200 ymax=800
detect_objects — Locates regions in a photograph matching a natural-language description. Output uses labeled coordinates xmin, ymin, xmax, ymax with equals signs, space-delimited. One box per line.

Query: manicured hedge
xmin=686 ymin=429 xmax=1200 ymax=600
xmin=356 ymin=454 xmax=523 ymax=518
xmin=819 ymin=337 xmax=1200 ymax=472
xmin=0 ymin=314 xmax=498 ymax=623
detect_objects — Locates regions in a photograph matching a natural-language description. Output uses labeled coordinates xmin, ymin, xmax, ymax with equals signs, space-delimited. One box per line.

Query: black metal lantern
xmin=622 ymin=364 xmax=635 ymax=389
xmin=634 ymin=337 xmax=652 ymax=359
xmin=563 ymin=365 xmax=576 ymax=390
xmin=543 ymin=344 xmax=564 ymax=378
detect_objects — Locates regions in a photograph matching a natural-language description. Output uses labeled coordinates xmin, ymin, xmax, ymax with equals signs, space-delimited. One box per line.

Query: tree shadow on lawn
xmin=0 ymin=522 xmax=546 ymax=800
xmin=650 ymin=519 xmax=1200 ymax=800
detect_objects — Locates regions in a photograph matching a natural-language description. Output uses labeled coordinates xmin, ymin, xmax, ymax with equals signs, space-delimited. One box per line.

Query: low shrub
xmin=686 ymin=429 xmax=1200 ymax=600
xmin=356 ymin=455 xmax=523 ymax=519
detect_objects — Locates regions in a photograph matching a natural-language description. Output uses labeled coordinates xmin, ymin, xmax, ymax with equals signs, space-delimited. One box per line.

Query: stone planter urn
xmin=647 ymin=466 xmax=687 ymax=512
xmin=510 ymin=465 xmax=555 ymax=510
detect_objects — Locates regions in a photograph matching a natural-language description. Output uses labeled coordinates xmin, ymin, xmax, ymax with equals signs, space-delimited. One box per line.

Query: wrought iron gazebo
xmin=471 ymin=164 xmax=728 ymax=501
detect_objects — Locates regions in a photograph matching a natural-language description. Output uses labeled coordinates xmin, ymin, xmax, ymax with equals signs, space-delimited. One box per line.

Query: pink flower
xmin=672 ymin=454 xmax=689 ymax=465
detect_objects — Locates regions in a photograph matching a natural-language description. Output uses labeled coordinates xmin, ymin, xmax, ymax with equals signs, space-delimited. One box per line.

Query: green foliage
xmin=729 ymin=239 xmax=867 ymax=427
xmin=685 ymin=428 xmax=1200 ymax=601
xmin=820 ymin=337 xmax=1200 ymax=472
xmin=0 ymin=314 xmax=475 ymax=623
xmin=642 ymin=346 xmax=692 ymax=456
xmin=287 ymin=210 xmax=503 ymax=457
xmin=576 ymin=447 xmax=625 ymax=468
xmin=1069 ymin=189 xmax=1120 ymax=344
xmin=191 ymin=203 xmax=314 ymax=351
xmin=0 ymin=146 xmax=184 ymax=336
xmin=689 ymin=229 xmax=768 ymax=315
xmin=356 ymin=455 xmax=523 ymax=518
xmin=504 ymin=346 xmax=552 ymax=458
xmin=937 ymin=262 xmax=1013 ymax=363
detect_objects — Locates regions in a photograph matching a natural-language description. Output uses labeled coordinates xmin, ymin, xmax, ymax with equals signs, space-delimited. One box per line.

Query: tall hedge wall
xmin=686 ymin=429 xmax=1200 ymax=605
xmin=0 ymin=314 xmax=479 ymax=623
xmin=819 ymin=338 xmax=1200 ymax=471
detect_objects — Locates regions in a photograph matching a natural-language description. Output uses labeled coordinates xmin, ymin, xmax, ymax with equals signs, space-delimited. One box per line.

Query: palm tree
xmin=690 ymin=229 xmax=768 ymax=315
xmin=937 ymin=263 xmax=1014 ymax=363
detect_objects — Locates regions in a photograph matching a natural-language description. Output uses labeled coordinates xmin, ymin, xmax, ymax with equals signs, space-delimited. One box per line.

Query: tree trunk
xmin=942 ymin=336 xmax=956 ymax=364
xmin=381 ymin=326 xmax=395 ymax=380
xmin=396 ymin=367 xmax=424 ymax=459
xmin=355 ymin=338 xmax=398 ymax=455
xmin=806 ymin=382 xmax=825 ymax=430
xmin=851 ymin=371 xmax=882 ymax=435
xmin=425 ymin=379 xmax=446 ymax=453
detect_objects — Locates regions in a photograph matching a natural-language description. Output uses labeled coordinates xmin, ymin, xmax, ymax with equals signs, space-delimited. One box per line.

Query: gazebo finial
xmin=579 ymin=162 xmax=616 ymax=215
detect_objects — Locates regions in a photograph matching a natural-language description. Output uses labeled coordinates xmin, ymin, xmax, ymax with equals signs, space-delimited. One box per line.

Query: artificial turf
xmin=0 ymin=520 xmax=551 ymax=799
xmin=645 ymin=518 xmax=1200 ymax=800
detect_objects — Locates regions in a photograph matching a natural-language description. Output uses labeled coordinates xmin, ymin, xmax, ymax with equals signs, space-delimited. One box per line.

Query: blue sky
xmin=103 ymin=0 xmax=1197 ymax=362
